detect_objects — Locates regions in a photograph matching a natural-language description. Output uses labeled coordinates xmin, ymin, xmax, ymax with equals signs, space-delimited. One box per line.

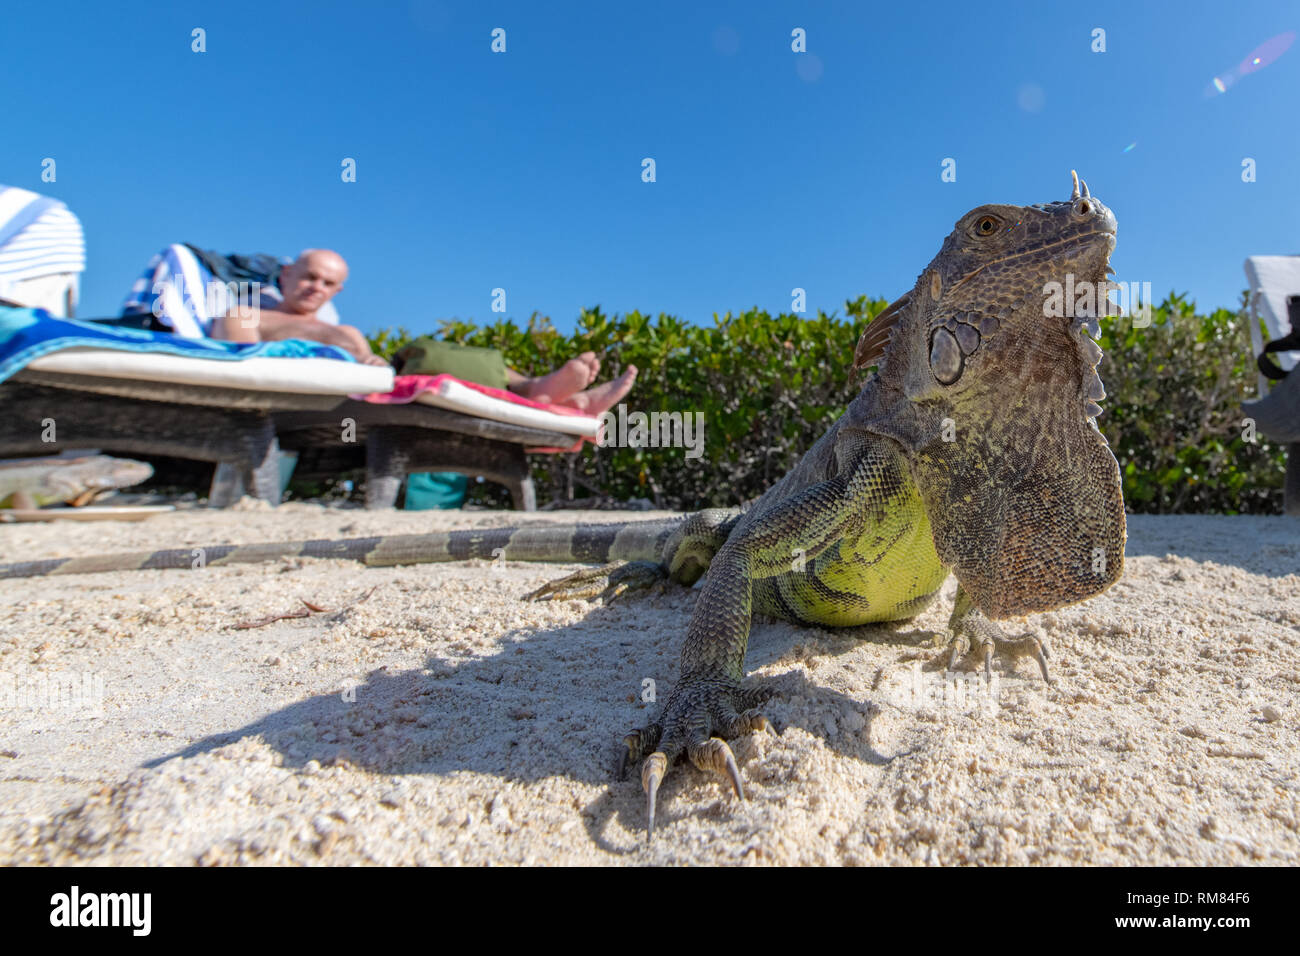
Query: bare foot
xmin=513 ymin=352 xmax=599 ymax=402
xmin=559 ymin=365 xmax=637 ymax=414
xmin=359 ymin=353 xmax=391 ymax=367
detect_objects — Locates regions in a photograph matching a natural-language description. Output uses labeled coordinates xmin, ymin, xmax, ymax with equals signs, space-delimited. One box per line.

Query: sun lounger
xmin=0 ymin=308 xmax=393 ymax=505
xmin=275 ymin=374 xmax=600 ymax=510
xmin=2 ymin=308 xmax=604 ymax=511
xmin=3 ymin=355 xmax=393 ymax=505
xmin=1240 ymin=255 xmax=1300 ymax=515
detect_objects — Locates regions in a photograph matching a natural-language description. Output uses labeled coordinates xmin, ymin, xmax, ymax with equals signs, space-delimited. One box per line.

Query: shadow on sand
xmin=141 ymin=587 xmax=941 ymax=852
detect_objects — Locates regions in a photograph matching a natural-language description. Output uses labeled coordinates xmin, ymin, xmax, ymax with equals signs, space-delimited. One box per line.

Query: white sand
xmin=0 ymin=503 xmax=1297 ymax=865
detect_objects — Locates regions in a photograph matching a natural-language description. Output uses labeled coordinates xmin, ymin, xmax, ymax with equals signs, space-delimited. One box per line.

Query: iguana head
xmin=850 ymin=171 xmax=1126 ymax=618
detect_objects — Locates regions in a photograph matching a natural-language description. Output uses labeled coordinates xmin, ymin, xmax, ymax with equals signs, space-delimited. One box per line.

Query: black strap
xmin=182 ymin=244 xmax=283 ymax=289
xmin=1257 ymin=294 xmax=1300 ymax=381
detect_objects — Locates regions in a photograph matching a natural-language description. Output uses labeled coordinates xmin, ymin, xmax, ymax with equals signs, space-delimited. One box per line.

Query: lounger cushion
xmin=1 ymin=306 xmax=392 ymax=394
xmin=27 ymin=347 xmax=393 ymax=395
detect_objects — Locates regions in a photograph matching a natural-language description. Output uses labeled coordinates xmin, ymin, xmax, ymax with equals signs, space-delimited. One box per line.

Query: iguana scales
xmin=0 ymin=173 xmax=1126 ymax=840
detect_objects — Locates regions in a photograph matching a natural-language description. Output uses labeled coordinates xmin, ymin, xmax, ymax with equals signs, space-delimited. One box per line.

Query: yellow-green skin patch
xmin=757 ymin=482 xmax=948 ymax=627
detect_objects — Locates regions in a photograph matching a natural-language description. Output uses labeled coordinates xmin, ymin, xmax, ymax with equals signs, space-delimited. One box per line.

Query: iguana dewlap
xmin=0 ymin=173 xmax=1126 ymax=843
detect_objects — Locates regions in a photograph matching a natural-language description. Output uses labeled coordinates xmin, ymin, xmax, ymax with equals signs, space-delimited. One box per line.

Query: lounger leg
xmin=245 ymin=432 xmax=283 ymax=505
xmin=1286 ymin=443 xmax=1300 ymax=517
xmin=208 ymin=462 xmax=244 ymax=507
xmin=366 ymin=428 xmax=407 ymax=509
xmin=509 ymin=476 xmax=537 ymax=512
xmin=211 ymin=423 xmax=281 ymax=506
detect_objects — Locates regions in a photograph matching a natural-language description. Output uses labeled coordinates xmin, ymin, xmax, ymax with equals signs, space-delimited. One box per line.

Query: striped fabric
xmin=120 ymin=243 xmax=219 ymax=337
xmin=0 ymin=185 xmax=85 ymax=295
xmin=122 ymin=244 xmax=342 ymax=338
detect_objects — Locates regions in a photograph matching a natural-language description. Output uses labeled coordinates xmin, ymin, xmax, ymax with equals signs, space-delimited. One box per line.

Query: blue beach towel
xmin=0 ymin=305 xmax=356 ymax=385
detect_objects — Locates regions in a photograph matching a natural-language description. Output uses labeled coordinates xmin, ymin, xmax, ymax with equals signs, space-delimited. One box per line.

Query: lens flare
xmin=1206 ymin=31 xmax=1295 ymax=96
xmin=1239 ymin=32 xmax=1293 ymax=74
xmin=1122 ymin=142 xmax=1137 ymax=153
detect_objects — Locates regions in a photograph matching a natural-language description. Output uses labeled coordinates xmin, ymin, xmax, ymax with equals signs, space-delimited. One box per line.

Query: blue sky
xmin=3 ymin=0 xmax=1297 ymax=334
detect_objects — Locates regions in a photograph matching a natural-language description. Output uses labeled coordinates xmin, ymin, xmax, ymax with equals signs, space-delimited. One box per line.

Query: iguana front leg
xmin=945 ymin=585 xmax=1051 ymax=681
xmin=623 ymin=474 xmax=870 ymax=839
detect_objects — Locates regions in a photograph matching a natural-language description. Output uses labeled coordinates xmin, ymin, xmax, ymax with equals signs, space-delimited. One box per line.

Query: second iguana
xmin=0 ymin=455 xmax=153 ymax=509
xmin=0 ymin=173 xmax=1126 ymax=840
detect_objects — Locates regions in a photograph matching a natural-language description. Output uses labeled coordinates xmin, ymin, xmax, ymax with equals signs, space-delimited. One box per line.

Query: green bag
xmin=395 ymin=337 xmax=510 ymax=510
xmin=392 ymin=337 xmax=508 ymax=389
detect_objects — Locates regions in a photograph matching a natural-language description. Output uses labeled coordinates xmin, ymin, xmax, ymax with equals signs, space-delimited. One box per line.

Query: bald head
xmin=279 ymin=249 xmax=348 ymax=315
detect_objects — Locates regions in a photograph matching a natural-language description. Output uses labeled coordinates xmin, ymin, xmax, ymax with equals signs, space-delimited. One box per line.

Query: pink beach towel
xmin=357 ymin=374 xmax=601 ymax=453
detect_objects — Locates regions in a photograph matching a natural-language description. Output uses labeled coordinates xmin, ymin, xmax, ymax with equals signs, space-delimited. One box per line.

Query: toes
xmin=628 ymin=681 xmax=769 ymax=841
xmin=641 ymin=752 xmax=668 ymax=841
xmin=723 ymin=707 xmax=774 ymax=738
xmin=571 ymin=351 xmax=599 ymax=387
xmin=947 ymin=634 xmax=970 ymax=671
xmin=688 ymin=738 xmax=745 ymax=800
xmin=1033 ymin=641 xmax=1052 ymax=683
xmin=524 ymin=562 xmax=626 ymax=601
xmin=960 ymin=631 xmax=1052 ymax=682
xmin=618 ymin=724 xmax=661 ymax=779
xmin=1002 ymin=635 xmax=1051 ymax=682
xmin=604 ymin=561 xmax=667 ymax=601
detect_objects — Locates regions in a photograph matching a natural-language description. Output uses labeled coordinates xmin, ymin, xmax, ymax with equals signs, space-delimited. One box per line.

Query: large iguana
xmin=0 ymin=173 xmax=1126 ymax=840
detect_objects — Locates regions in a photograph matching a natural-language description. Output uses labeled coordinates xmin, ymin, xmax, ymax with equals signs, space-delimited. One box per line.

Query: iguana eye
xmin=974 ymin=216 xmax=999 ymax=236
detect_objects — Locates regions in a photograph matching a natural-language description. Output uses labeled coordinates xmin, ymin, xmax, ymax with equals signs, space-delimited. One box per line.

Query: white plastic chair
xmin=1241 ymin=255 xmax=1300 ymax=514
xmin=0 ymin=185 xmax=85 ymax=318
xmin=1244 ymin=256 xmax=1300 ymax=396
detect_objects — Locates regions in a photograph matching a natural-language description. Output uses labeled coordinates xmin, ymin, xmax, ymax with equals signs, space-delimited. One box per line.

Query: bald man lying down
xmin=212 ymin=248 xmax=639 ymax=409
xmin=211 ymin=248 xmax=390 ymax=366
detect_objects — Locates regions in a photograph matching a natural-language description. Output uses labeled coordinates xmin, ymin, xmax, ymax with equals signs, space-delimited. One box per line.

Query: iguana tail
xmin=0 ymin=518 xmax=687 ymax=580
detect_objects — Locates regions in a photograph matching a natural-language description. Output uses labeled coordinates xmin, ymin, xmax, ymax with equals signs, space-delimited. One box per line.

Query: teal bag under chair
xmin=404 ymin=470 xmax=470 ymax=510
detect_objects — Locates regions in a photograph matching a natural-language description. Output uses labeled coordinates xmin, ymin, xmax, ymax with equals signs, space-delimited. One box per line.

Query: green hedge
xmin=367 ymin=293 xmax=1287 ymax=514
xmin=1094 ymin=292 xmax=1285 ymax=513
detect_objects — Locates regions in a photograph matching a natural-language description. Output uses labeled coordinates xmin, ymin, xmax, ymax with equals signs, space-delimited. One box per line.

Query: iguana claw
xmin=947 ymin=587 xmax=1052 ymax=682
xmin=625 ymin=681 xmax=774 ymax=842
xmin=692 ymin=737 xmax=745 ymax=800
xmin=949 ymin=630 xmax=1051 ymax=682
xmin=618 ymin=724 xmax=661 ymax=780
xmin=641 ymin=740 xmax=745 ymax=843
xmin=524 ymin=560 xmax=666 ymax=603
xmin=642 ymin=752 xmax=667 ymax=842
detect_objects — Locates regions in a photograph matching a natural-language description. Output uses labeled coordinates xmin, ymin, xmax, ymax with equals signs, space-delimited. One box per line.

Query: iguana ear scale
xmin=853 ymin=293 xmax=910 ymax=374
